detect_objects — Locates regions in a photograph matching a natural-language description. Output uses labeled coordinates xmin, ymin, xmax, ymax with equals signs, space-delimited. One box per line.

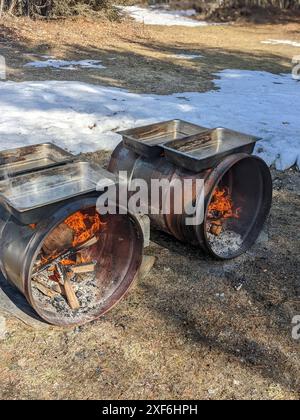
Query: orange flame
xmin=208 ymin=187 xmax=241 ymax=220
xmin=60 ymin=258 xmax=76 ymax=266
xmin=64 ymin=211 xmax=102 ymax=248
xmin=36 ymin=210 xmax=103 ymax=270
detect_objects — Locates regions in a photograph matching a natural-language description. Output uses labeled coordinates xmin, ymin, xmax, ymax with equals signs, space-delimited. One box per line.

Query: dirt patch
xmin=0 ymin=15 xmax=298 ymax=94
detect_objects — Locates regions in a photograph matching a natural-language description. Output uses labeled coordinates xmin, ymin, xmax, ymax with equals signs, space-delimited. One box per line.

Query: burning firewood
xmin=31 ymin=210 xmax=101 ymax=311
xmin=207 ymin=186 xmax=241 ymax=237
xmin=32 ymin=235 xmax=99 ymax=277
xmin=78 ymin=236 xmax=98 ymax=249
xmin=42 ymin=223 xmax=74 ymax=255
xmin=210 ymin=221 xmax=223 ymax=237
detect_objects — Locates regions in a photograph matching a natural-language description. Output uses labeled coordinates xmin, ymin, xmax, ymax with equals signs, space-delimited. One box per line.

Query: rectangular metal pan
xmin=118 ymin=120 xmax=209 ymax=158
xmin=0 ymin=161 xmax=116 ymax=224
xmin=162 ymin=127 xmax=260 ymax=172
xmin=0 ymin=143 xmax=74 ymax=179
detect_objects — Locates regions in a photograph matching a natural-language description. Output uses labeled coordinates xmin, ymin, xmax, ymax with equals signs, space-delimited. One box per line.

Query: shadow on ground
xmin=0 ymin=22 xmax=291 ymax=94
xmin=0 ymin=273 xmax=45 ymax=327
xmin=135 ymin=171 xmax=300 ymax=393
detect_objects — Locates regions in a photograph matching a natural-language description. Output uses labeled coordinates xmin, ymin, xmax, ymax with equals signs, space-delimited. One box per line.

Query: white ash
xmin=32 ymin=269 xmax=101 ymax=322
xmin=207 ymin=229 xmax=243 ymax=257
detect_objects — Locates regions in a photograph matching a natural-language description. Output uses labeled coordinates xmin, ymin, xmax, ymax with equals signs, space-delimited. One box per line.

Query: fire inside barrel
xmin=31 ymin=209 xmax=104 ymax=312
xmin=207 ymin=187 xmax=241 ymax=237
xmin=64 ymin=211 xmax=102 ymax=248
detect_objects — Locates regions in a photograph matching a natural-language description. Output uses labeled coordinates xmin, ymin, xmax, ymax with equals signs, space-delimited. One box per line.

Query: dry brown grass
xmin=0 ymin=168 xmax=299 ymax=400
xmin=0 ymin=15 xmax=299 ymax=93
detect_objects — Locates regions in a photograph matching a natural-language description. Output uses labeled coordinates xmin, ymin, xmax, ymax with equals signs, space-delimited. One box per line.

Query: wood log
xmin=63 ymin=272 xmax=80 ymax=311
xmin=210 ymin=221 xmax=223 ymax=236
xmin=71 ymin=262 xmax=96 ymax=274
xmin=42 ymin=223 xmax=74 ymax=255
xmin=33 ymin=281 xmax=60 ymax=299
xmin=33 ymin=236 xmax=98 ymax=278
xmin=79 ymin=236 xmax=98 ymax=249
xmin=52 ymin=282 xmax=65 ymax=296
xmin=56 ymin=265 xmax=80 ymax=310
xmin=0 ymin=0 xmax=4 ymax=18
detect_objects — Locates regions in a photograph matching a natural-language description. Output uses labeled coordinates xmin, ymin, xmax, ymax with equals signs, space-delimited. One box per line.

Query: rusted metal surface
xmin=108 ymin=142 xmax=273 ymax=260
xmin=0 ymin=143 xmax=144 ymax=327
xmin=0 ymin=196 xmax=144 ymax=326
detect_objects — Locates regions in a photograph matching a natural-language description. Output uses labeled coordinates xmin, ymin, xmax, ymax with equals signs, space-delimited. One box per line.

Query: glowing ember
xmin=208 ymin=187 xmax=241 ymax=221
xmin=64 ymin=211 xmax=102 ymax=248
xmin=60 ymin=258 xmax=76 ymax=266
xmin=41 ymin=253 xmax=59 ymax=265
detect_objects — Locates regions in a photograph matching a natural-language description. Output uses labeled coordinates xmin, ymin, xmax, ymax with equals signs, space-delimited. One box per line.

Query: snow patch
xmin=262 ymin=39 xmax=300 ymax=48
xmin=119 ymin=6 xmax=212 ymax=27
xmin=0 ymin=315 xmax=7 ymax=340
xmin=0 ymin=70 xmax=299 ymax=170
xmin=23 ymin=54 xmax=54 ymax=59
xmin=25 ymin=59 xmax=106 ymax=70
xmin=171 ymin=54 xmax=203 ymax=60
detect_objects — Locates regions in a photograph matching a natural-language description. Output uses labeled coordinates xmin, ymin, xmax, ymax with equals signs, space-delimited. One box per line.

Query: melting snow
xmin=118 ymin=6 xmax=211 ymax=27
xmin=0 ymin=69 xmax=299 ymax=170
xmin=25 ymin=59 xmax=106 ymax=70
xmin=171 ymin=54 xmax=203 ymax=60
xmin=262 ymin=39 xmax=300 ymax=48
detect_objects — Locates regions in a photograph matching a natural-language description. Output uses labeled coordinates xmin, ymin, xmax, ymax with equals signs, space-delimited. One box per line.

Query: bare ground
xmin=0 ymin=15 xmax=299 ymax=400
xmin=1 ymin=15 xmax=299 ymax=93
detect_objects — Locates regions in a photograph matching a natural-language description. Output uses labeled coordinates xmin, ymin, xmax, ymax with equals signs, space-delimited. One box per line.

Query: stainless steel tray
xmin=118 ymin=120 xmax=209 ymax=158
xmin=0 ymin=143 xmax=74 ymax=179
xmin=0 ymin=161 xmax=116 ymax=223
xmin=162 ymin=128 xmax=260 ymax=172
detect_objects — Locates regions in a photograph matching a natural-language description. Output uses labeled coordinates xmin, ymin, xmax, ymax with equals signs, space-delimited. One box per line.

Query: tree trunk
xmin=0 ymin=0 xmax=5 ymax=18
xmin=25 ymin=0 xmax=30 ymax=17
xmin=8 ymin=0 xmax=17 ymax=14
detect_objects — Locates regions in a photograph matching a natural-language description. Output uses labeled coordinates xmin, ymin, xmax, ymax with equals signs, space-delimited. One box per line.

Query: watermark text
xmin=95 ymin=171 xmax=205 ymax=226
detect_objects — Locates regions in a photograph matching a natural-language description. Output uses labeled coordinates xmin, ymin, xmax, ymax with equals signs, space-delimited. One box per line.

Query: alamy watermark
xmin=94 ymin=171 xmax=205 ymax=226
xmin=292 ymin=56 xmax=300 ymax=81
xmin=0 ymin=55 xmax=6 ymax=80
xmin=292 ymin=315 xmax=300 ymax=341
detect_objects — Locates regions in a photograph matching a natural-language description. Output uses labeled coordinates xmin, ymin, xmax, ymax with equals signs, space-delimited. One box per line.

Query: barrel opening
xmin=204 ymin=156 xmax=272 ymax=259
xmin=204 ymin=157 xmax=272 ymax=259
xmin=29 ymin=207 xmax=143 ymax=326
